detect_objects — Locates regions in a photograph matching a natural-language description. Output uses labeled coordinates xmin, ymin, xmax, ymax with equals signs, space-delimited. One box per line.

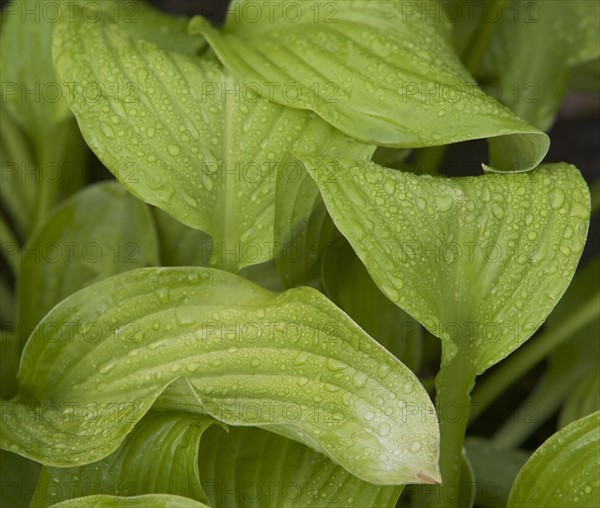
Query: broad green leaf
xmin=199 ymin=425 xmax=402 ymax=508
xmin=53 ymin=11 xmax=373 ymax=272
xmin=322 ymin=237 xmax=422 ymax=372
xmin=487 ymin=0 xmax=600 ymax=130
xmin=464 ymin=437 xmax=529 ymax=508
xmin=297 ymin=154 xmax=590 ymax=373
xmin=1 ymin=267 xmax=440 ymax=485
xmin=151 ymin=208 xmax=212 ymax=267
xmin=508 ymin=411 xmax=600 ymax=508
xmin=31 ymin=411 xmax=217 ymax=507
xmin=491 ymin=258 xmax=600 ymax=447
xmin=560 ymin=368 xmax=600 ymax=429
xmin=0 ymin=450 xmax=41 ymax=508
xmin=51 ymin=494 xmax=210 ymax=507
xmin=190 ymin=0 xmax=549 ymax=172
xmin=17 ymin=182 xmax=159 ymax=336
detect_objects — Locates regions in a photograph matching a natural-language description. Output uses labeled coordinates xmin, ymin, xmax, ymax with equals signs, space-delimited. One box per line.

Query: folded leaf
xmin=297 ymin=154 xmax=590 ymax=373
xmin=17 ymin=182 xmax=159 ymax=337
xmin=199 ymin=425 xmax=402 ymax=508
xmin=51 ymin=494 xmax=210 ymax=507
xmin=52 ymin=10 xmax=373 ymax=271
xmin=507 ymin=411 xmax=600 ymax=508
xmin=1 ymin=267 xmax=439 ymax=485
xmin=190 ymin=0 xmax=549 ymax=171
xmin=31 ymin=411 xmax=217 ymax=507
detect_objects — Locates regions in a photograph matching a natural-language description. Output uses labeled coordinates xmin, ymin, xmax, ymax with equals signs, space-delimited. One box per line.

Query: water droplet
xmin=293 ymin=352 xmax=309 ymax=366
xmin=379 ymin=422 xmax=391 ymax=436
xmin=100 ymin=122 xmax=115 ymax=139
xmin=167 ymin=144 xmax=180 ymax=156
xmin=326 ymin=358 xmax=346 ymax=372
xmin=549 ymin=188 xmax=566 ymax=210
xmin=410 ymin=441 xmax=422 ymax=452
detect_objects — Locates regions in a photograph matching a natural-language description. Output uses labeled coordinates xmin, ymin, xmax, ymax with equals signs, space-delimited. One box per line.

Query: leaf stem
xmin=470 ymin=293 xmax=600 ymax=421
xmin=425 ymin=352 xmax=476 ymax=508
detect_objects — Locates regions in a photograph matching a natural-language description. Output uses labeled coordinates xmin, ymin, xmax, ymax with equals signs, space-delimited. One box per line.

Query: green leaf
xmin=31 ymin=411 xmax=217 ymax=507
xmin=322 ymin=237 xmax=422 ymax=372
xmin=0 ymin=450 xmax=41 ymax=508
xmin=151 ymin=208 xmax=212 ymax=267
xmin=487 ymin=0 xmax=600 ymax=130
xmin=297 ymin=154 xmax=590 ymax=373
xmin=51 ymin=494 xmax=210 ymax=507
xmin=199 ymin=425 xmax=402 ymax=508
xmin=53 ymin=11 xmax=373 ymax=272
xmin=464 ymin=437 xmax=529 ymax=508
xmin=1 ymin=267 xmax=440 ymax=485
xmin=560 ymin=368 xmax=600 ymax=428
xmin=190 ymin=0 xmax=549 ymax=172
xmin=16 ymin=182 xmax=159 ymax=336
xmin=507 ymin=411 xmax=600 ymax=508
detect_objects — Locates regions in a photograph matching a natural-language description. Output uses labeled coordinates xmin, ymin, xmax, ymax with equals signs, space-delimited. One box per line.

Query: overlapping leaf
xmin=190 ymin=0 xmax=549 ymax=172
xmin=31 ymin=412 xmax=217 ymax=507
xmin=507 ymin=412 xmax=600 ymax=508
xmin=0 ymin=267 xmax=439 ymax=485
xmin=17 ymin=182 xmax=159 ymax=336
xmin=297 ymin=154 xmax=590 ymax=372
xmin=51 ymin=494 xmax=210 ymax=507
xmin=52 ymin=9 xmax=374 ymax=271
xmin=199 ymin=425 xmax=402 ymax=508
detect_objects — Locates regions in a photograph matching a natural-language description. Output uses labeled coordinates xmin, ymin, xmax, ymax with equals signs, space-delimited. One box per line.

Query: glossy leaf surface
xmin=53 ymin=11 xmax=373 ymax=271
xmin=1 ymin=268 xmax=439 ymax=485
xmin=508 ymin=412 xmax=600 ymax=508
xmin=298 ymin=154 xmax=590 ymax=372
xmin=191 ymin=0 xmax=549 ymax=172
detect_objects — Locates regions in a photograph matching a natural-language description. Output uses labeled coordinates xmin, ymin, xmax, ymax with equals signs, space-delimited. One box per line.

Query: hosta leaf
xmin=31 ymin=412 xmax=217 ymax=507
xmin=322 ymin=238 xmax=422 ymax=372
xmin=151 ymin=208 xmax=212 ymax=267
xmin=0 ymin=267 xmax=439 ymax=485
xmin=52 ymin=10 xmax=373 ymax=272
xmin=190 ymin=0 xmax=549 ymax=172
xmin=51 ymin=494 xmax=210 ymax=507
xmin=507 ymin=411 xmax=600 ymax=508
xmin=17 ymin=182 xmax=159 ymax=336
xmin=199 ymin=425 xmax=402 ymax=508
xmin=487 ymin=0 xmax=600 ymax=130
xmin=297 ymin=154 xmax=590 ymax=373
xmin=0 ymin=450 xmax=41 ymax=508
xmin=464 ymin=437 xmax=529 ymax=508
